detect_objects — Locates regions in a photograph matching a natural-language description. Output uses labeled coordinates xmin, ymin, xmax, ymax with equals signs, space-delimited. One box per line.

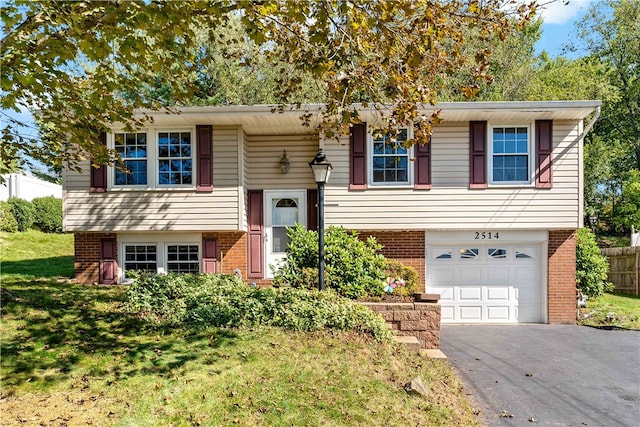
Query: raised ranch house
xmin=64 ymin=101 xmax=601 ymax=324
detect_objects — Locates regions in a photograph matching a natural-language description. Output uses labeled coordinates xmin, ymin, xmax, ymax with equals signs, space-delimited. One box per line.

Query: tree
xmin=1 ymin=0 xmax=537 ymax=174
xmin=571 ymin=0 xmax=640 ymax=233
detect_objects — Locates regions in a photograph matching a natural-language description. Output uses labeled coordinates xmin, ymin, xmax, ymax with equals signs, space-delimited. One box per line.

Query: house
xmin=63 ymin=101 xmax=601 ymax=324
xmin=1 ymin=173 xmax=62 ymax=201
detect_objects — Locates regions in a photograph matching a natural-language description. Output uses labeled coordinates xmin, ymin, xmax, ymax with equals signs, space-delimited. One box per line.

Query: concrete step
xmin=419 ymin=349 xmax=448 ymax=360
xmin=394 ymin=335 xmax=421 ymax=351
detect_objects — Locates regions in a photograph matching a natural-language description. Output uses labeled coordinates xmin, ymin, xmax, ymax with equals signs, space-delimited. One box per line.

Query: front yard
xmin=0 ymin=231 xmax=479 ymax=426
xmin=578 ymin=292 xmax=640 ymax=330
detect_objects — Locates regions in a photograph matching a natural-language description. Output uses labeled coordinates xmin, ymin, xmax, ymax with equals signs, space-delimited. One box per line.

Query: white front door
xmin=264 ymin=190 xmax=306 ymax=278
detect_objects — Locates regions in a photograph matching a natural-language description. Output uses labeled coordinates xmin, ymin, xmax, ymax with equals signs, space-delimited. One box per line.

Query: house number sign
xmin=474 ymin=231 xmax=500 ymax=240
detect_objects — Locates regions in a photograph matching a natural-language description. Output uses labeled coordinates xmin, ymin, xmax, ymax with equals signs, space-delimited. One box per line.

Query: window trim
xmin=488 ymin=123 xmax=535 ymax=187
xmin=118 ymin=234 xmax=201 ymax=282
xmin=367 ymin=127 xmax=414 ymax=188
xmin=107 ymin=127 xmax=197 ymax=191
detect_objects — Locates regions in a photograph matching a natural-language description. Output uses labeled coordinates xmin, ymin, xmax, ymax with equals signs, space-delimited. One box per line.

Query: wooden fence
xmin=600 ymin=247 xmax=640 ymax=296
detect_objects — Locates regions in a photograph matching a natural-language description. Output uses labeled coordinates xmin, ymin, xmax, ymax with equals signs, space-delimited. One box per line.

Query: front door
xmin=264 ymin=190 xmax=306 ymax=278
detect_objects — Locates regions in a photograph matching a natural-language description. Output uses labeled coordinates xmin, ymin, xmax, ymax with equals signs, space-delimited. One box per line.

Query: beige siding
xmin=322 ymin=120 xmax=582 ymax=230
xmin=245 ymin=134 xmax=319 ymax=190
xmin=64 ymin=126 xmax=242 ymax=232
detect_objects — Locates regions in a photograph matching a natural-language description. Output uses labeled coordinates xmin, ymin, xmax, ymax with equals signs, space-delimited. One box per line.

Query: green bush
xmin=0 ymin=201 xmax=19 ymax=232
xmin=576 ymin=228 xmax=612 ymax=297
xmin=124 ymin=272 xmax=391 ymax=340
xmin=273 ymin=224 xmax=388 ymax=298
xmin=7 ymin=197 xmax=35 ymax=232
xmin=32 ymin=196 xmax=62 ymax=233
xmin=386 ymin=259 xmax=420 ymax=296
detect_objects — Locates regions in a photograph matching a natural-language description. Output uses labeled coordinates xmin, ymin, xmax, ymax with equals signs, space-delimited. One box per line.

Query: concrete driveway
xmin=440 ymin=325 xmax=640 ymax=426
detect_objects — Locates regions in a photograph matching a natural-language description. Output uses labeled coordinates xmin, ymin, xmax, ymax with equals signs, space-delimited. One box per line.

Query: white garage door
xmin=427 ymin=242 xmax=544 ymax=323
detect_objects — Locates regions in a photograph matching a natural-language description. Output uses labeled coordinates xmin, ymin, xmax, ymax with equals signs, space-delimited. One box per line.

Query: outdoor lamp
xmin=308 ymin=149 xmax=332 ymax=291
xmin=280 ymin=150 xmax=290 ymax=174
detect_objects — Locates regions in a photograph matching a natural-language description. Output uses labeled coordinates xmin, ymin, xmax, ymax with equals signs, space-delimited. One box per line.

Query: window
xmin=114 ymin=133 xmax=148 ymax=186
xmin=109 ymin=129 xmax=195 ymax=189
xmin=488 ymin=248 xmax=507 ymax=259
xmin=124 ymin=245 xmax=157 ymax=274
xmin=371 ymin=128 xmax=411 ymax=185
xmin=167 ymin=245 xmax=199 ymax=273
xmin=460 ymin=248 xmax=479 ymax=259
xmin=491 ymin=126 xmax=530 ymax=184
xmin=158 ymin=132 xmax=193 ymax=185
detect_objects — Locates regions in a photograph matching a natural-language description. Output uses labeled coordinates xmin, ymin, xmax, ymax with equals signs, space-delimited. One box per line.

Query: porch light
xmin=280 ymin=150 xmax=291 ymax=174
xmin=309 ymin=149 xmax=332 ymax=291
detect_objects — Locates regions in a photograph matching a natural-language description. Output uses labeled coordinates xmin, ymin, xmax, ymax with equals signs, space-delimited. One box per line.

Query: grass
xmin=1 ymin=229 xmax=74 ymax=279
xmin=0 ymin=231 xmax=479 ymax=426
xmin=578 ymin=292 xmax=640 ymax=330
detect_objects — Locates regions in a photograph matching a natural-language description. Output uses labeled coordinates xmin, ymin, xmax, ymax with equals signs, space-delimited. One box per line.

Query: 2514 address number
xmin=474 ymin=231 xmax=500 ymax=240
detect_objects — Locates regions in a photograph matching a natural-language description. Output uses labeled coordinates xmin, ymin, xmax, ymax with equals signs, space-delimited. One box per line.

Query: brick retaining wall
xmin=359 ymin=302 xmax=440 ymax=349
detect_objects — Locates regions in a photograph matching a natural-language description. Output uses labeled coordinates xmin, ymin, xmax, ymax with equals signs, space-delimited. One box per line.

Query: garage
xmin=426 ymin=231 xmax=547 ymax=323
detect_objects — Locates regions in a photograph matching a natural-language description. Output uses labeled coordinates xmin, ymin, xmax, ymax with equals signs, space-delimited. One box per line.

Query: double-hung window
xmin=114 ymin=133 xmax=148 ymax=186
xmin=371 ymin=128 xmax=411 ymax=185
xmin=167 ymin=245 xmax=199 ymax=273
xmin=111 ymin=129 xmax=194 ymax=189
xmin=490 ymin=126 xmax=531 ymax=184
xmin=121 ymin=241 xmax=200 ymax=279
xmin=158 ymin=132 xmax=193 ymax=185
xmin=124 ymin=245 xmax=157 ymax=275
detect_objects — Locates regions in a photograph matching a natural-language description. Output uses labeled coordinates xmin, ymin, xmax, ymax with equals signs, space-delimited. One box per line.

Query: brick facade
xmin=359 ymin=230 xmax=426 ymax=286
xmin=548 ymin=229 xmax=577 ymax=324
xmin=74 ymin=232 xmax=117 ymax=284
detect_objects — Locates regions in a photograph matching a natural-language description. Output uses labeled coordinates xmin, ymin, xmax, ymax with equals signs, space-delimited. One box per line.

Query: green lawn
xmin=0 ymin=231 xmax=479 ymax=426
xmin=578 ymin=292 xmax=640 ymax=330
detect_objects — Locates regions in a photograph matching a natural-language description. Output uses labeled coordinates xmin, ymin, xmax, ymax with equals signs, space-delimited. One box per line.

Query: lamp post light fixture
xmin=309 ymin=149 xmax=332 ymax=291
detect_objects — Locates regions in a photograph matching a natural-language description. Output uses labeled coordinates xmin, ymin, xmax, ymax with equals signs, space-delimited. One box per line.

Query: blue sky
xmin=535 ymin=0 xmax=595 ymax=57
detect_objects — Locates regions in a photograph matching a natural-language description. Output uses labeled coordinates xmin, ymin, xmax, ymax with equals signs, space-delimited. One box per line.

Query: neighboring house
xmin=1 ymin=173 xmax=62 ymax=201
xmin=63 ymin=101 xmax=601 ymax=324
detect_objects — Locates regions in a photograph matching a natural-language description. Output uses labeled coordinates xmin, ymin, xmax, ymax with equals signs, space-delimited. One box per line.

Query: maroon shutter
xmin=349 ymin=122 xmax=368 ymax=190
xmin=307 ymin=189 xmax=318 ymax=231
xmin=414 ymin=140 xmax=432 ymax=190
xmin=99 ymin=238 xmax=117 ymax=284
xmin=469 ymin=121 xmax=488 ymax=189
xmin=90 ymin=131 xmax=108 ymax=193
xmin=196 ymin=125 xmax=213 ymax=192
xmin=202 ymin=238 xmax=219 ymax=273
xmin=247 ymin=190 xmax=264 ymax=279
xmin=535 ymin=120 xmax=553 ymax=189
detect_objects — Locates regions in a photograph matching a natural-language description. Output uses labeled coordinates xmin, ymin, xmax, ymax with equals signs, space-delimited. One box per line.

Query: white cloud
xmin=537 ymin=0 xmax=593 ymax=25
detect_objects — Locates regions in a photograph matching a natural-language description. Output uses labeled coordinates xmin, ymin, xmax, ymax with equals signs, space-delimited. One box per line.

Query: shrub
xmin=386 ymin=259 xmax=420 ymax=296
xmin=124 ymin=272 xmax=391 ymax=340
xmin=32 ymin=196 xmax=63 ymax=233
xmin=0 ymin=201 xmax=18 ymax=232
xmin=576 ymin=228 xmax=612 ymax=297
xmin=7 ymin=197 xmax=35 ymax=232
xmin=273 ymin=224 xmax=388 ymax=298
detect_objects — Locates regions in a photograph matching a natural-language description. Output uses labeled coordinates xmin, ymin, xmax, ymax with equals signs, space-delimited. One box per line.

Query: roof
xmin=138 ymin=101 xmax=602 ymax=135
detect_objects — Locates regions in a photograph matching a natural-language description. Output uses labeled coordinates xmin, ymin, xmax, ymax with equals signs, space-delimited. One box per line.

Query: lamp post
xmin=309 ymin=149 xmax=332 ymax=291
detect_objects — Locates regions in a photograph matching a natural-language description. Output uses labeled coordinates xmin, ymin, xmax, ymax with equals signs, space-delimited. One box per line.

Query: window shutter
xmin=247 ymin=190 xmax=264 ymax=279
xmin=414 ymin=140 xmax=432 ymax=190
xmin=307 ymin=189 xmax=318 ymax=231
xmin=535 ymin=120 xmax=553 ymax=189
xmin=349 ymin=122 xmax=368 ymax=190
xmin=99 ymin=238 xmax=117 ymax=284
xmin=196 ymin=125 xmax=213 ymax=192
xmin=469 ymin=121 xmax=488 ymax=189
xmin=90 ymin=131 xmax=108 ymax=193
xmin=202 ymin=238 xmax=219 ymax=273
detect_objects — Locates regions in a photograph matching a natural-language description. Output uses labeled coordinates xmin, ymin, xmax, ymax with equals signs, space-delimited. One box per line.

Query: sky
xmin=2 ymin=0 xmax=597 ymax=174
xmin=535 ymin=0 xmax=595 ymax=57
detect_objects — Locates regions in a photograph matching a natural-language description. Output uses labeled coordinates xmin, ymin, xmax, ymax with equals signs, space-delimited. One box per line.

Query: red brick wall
xmin=74 ymin=232 xmax=117 ymax=284
xmin=359 ymin=230 xmax=426 ymax=288
xmin=548 ymin=229 xmax=577 ymax=324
